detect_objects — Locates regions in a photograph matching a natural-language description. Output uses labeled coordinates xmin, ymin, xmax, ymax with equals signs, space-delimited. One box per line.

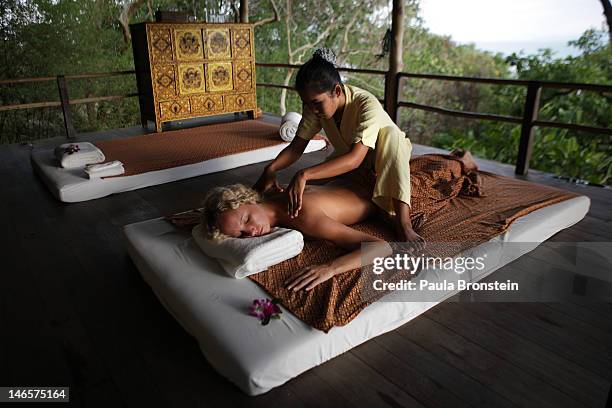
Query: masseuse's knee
xmin=376 ymin=131 xmax=411 ymax=172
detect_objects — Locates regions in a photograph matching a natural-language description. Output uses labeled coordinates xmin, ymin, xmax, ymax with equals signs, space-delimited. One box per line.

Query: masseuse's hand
xmin=286 ymin=169 xmax=307 ymax=218
xmin=284 ymin=263 xmax=336 ymax=291
xmin=253 ymin=166 xmax=284 ymax=194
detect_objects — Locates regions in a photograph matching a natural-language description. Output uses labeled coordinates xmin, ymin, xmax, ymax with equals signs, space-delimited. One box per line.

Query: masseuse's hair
xmin=200 ymin=183 xmax=262 ymax=241
xmin=295 ymin=48 xmax=342 ymax=94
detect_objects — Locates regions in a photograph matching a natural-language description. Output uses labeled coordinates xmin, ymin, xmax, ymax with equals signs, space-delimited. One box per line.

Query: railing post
xmin=57 ymin=75 xmax=76 ymax=139
xmin=515 ymin=81 xmax=541 ymax=175
xmin=394 ymin=74 xmax=402 ymax=124
xmin=239 ymin=0 xmax=248 ymax=22
xmin=385 ymin=72 xmax=400 ymax=123
xmin=385 ymin=0 xmax=404 ymax=123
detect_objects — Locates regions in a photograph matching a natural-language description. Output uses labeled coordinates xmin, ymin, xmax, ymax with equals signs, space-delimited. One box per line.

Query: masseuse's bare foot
xmin=451 ymin=148 xmax=478 ymax=172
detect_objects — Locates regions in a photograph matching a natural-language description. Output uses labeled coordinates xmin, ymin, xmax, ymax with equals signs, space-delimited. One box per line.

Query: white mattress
xmin=31 ymin=139 xmax=327 ymax=203
xmin=122 ymin=195 xmax=590 ymax=396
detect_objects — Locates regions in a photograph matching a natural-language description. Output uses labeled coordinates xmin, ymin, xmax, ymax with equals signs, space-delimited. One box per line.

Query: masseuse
xmin=254 ymin=48 xmax=423 ymax=245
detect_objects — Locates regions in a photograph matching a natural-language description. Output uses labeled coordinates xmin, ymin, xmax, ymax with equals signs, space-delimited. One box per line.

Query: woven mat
xmin=95 ymin=119 xmax=308 ymax=177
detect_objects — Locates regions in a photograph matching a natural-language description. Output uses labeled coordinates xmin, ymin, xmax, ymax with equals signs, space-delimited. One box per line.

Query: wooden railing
xmin=1 ymin=64 xmax=610 ymax=175
xmin=255 ymin=62 xmax=387 ymax=105
xmin=257 ymin=63 xmax=612 ymax=175
xmin=0 ymin=71 xmax=138 ymax=139
xmin=393 ymin=72 xmax=612 ymax=174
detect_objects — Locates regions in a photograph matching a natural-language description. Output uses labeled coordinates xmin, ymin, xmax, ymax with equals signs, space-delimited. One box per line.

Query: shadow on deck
xmin=1 ymin=114 xmax=610 ymax=407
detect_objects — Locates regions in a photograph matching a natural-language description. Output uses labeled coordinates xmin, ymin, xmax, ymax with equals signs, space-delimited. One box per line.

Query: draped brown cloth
xmin=95 ymin=119 xmax=323 ymax=177
xmin=167 ymin=154 xmax=580 ymax=332
xmin=248 ymin=154 xmax=579 ymax=332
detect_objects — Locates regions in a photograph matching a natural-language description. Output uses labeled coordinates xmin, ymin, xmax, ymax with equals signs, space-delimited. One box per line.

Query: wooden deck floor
xmin=1 ymin=115 xmax=611 ymax=407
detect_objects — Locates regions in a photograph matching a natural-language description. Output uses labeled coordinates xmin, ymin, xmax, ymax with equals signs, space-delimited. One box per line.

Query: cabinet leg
xmin=248 ymin=107 xmax=263 ymax=119
xmin=155 ymin=121 xmax=162 ymax=133
xmin=140 ymin=115 xmax=148 ymax=130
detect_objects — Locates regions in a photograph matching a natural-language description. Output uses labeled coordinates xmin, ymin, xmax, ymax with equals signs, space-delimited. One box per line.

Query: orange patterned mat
xmin=95 ymin=119 xmax=311 ymax=177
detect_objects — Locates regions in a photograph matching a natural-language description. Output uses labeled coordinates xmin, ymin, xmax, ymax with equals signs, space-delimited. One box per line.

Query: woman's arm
xmin=285 ymin=213 xmax=391 ymax=291
xmin=286 ymin=142 xmax=370 ymax=217
xmin=253 ymin=136 xmax=309 ymax=193
xmin=301 ymin=141 xmax=370 ymax=181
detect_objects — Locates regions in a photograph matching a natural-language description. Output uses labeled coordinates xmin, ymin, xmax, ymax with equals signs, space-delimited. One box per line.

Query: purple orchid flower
xmin=249 ymin=298 xmax=282 ymax=325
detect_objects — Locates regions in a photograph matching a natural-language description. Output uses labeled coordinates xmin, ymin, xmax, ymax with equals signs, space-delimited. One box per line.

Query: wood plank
xmin=284 ymin=370 xmax=356 ymax=408
xmin=395 ymin=314 xmax=585 ymax=408
xmin=0 ymin=210 xmax=75 ymax=389
xmin=476 ymin=242 xmax=612 ymax=314
xmin=351 ymin=338 xmax=472 ymax=408
xmin=312 ymin=351 xmax=426 ymax=408
xmin=427 ymin=303 xmax=609 ymax=407
xmin=4 ymin=145 xmax=160 ymax=406
xmin=8 ymin=202 xmax=124 ymax=405
xmin=465 ymin=303 xmax=612 ymax=382
xmin=562 ymin=215 xmax=612 ymax=240
xmin=0 ymin=148 xmax=120 ymax=405
xmin=372 ymin=333 xmax=517 ymax=408
xmin=490 ymin=302 xmax=612 ymax=357
xmin=543 ymin=302 xmax=612 ymax=333
xmin=8 ymin=146 xmax=175 ymax=406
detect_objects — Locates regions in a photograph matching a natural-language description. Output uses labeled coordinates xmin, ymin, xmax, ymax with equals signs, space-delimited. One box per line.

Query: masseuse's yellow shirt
xmin=296 ymin=84 xmax=412 ymax=215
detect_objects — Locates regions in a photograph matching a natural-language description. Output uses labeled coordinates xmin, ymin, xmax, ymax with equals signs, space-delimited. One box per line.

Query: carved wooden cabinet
xmin=130 ymin=22 xmax=257 ymax=132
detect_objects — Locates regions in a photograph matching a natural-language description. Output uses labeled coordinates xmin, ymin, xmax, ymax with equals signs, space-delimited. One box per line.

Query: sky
xmin=419 ymin=0 xmax=607 ymax=56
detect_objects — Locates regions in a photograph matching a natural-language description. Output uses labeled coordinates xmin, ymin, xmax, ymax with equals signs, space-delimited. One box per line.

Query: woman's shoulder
xmin=345 ymin=84 xmax=383 ymax=110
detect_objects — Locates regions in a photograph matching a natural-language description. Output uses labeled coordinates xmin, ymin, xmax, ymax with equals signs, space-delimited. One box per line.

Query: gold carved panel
xmin=224 ymin=93 xmax=255 ymax=111
xmin=174 ymin=28 xmax=204 ymax=60
xmin=152 ymin=64 xmax=176 ymax=100
xmin=177 ymin=63 xmax=206 ymax=95
xmin=137 ymin=23 xmax=257 ymax=131
xmin=159 ymin=99 xmax=191 ymax=119
xmin=233 ymin=61 xmax=253 ymax=92
xmin=231 ymin=28 xmax=251 ymax=59
xmin=207 ymin=62 xmax=233 ymax=92
xmin=149 ymin=28 xmax=173 ymax=62
xmin=191 ymin=95 xmax=224 ymax=114
xmin=205 ymin=28 xmax=231 ymax=59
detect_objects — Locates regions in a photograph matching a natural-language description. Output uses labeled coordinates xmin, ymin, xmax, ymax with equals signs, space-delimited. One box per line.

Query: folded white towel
xmin=279 ymin=112 xmax=303 ymax=142
xmin=54 ymin=142 xmax=105 ymax=169
xmin=84 ymin=160 xmax=125 ymax=179
xmin=192 ymin=224 xmax=304 ymax=279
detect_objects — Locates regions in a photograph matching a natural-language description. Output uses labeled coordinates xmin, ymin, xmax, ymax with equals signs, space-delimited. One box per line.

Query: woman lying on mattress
xmin=200 ymin=149 xmax=482 ymax=292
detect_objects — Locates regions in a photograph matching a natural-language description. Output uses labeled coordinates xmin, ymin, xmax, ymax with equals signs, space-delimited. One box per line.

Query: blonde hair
xmin=200 ymin=183 xmax=262 ymax=241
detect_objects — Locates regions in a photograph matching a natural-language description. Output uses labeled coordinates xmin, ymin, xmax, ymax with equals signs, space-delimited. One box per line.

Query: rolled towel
xmin=84 ymin=160 xmax=125 ymax=179
xmin=54 ymin=142 xmax=105 ymax=169
xmin=279 ymin=111 xmax=302 ymax=142
xmin=192 ymin=224 xmax=304 ymax=279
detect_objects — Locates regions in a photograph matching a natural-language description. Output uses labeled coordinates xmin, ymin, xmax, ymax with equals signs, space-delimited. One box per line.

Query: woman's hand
xmin=286 ymin=170 xmax=307 ymax=218
xmin=395 ymin=219 xmax=426 ymax=252
xmin=253 ymin=167 xmax=284 ymax=194
xmin=284 ymin=263 xmax=337 ymax=291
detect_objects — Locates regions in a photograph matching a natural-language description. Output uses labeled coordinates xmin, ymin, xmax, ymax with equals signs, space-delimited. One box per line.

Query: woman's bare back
xmin=267 ymin=179 xmax=376 ymax=230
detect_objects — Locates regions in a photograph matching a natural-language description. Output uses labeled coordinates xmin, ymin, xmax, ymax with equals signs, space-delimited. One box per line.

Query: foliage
xmin=0 ymin=0 xmax=610 ymax=184
xmin=431 ymin=29 xmax=611 ymax=185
